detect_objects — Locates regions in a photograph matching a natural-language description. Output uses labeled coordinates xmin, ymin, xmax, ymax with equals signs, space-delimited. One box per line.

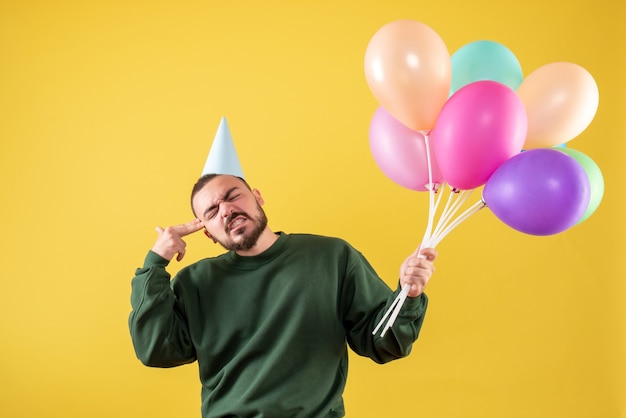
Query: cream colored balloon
xmin=364 ymin=20 xmax=452 ymax=132
xmin=517 ymin=62 xmax=599 ymax=149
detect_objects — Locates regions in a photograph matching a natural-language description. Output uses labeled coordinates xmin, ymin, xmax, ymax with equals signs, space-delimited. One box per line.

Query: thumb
xmin=176 ymin=247 xmax=186 ymax=262
xmin=155 ymin=226 xmax=164 ymax=234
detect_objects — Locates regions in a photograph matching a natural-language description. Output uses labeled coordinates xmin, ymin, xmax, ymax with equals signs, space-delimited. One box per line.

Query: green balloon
xmin=449 ymin=40 xmax=523 ymax=96
xmin=558 ymin=148 xmax=604 ymax=224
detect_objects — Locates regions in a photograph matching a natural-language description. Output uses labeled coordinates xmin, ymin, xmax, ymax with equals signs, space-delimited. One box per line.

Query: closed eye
xmin=203 ymin=187 xmax=241 ymax=220
xmin=205 ymin=208 xmax=218 ymax=220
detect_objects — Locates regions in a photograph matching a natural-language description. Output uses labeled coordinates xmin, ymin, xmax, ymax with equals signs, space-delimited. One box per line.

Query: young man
xmin=129 ymin=173 xmax=437 ymax=418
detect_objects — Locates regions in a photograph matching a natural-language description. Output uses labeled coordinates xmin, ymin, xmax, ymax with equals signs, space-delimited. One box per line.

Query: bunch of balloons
xmin=365 ymin=19 xmax=604 ymax=237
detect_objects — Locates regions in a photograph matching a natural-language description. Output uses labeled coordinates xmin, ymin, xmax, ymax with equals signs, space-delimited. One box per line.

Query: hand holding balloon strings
xmin=373 ymin=133 xmax=486 ymax=337
xmin=367 ymin=20 xmax=602 ymax=338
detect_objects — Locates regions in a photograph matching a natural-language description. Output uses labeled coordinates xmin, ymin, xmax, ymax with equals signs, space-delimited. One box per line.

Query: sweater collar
xmin=224 ymin=232 xmax=288 ymax=268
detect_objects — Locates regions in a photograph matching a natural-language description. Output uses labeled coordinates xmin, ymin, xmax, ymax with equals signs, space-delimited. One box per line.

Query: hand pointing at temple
xmin=151 ymin=219 xmax=204 ymax=262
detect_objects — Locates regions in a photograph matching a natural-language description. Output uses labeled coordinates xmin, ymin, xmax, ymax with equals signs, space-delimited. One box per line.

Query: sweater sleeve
xmin=128 ymin=251 xmax=197 ymax=368
xmin=341 ymin=249 xmax=428 ymax=364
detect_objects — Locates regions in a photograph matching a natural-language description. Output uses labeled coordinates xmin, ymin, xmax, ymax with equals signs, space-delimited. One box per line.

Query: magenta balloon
xmin=369 ymin=106 xmax=444 ymax=191
xmin=482 ymin=149 xmax=590 ymax=235
xmin=431 ymin=80 xmax=527 ymax=190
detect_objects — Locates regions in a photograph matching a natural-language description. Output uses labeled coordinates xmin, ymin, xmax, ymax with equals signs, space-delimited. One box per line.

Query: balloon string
xmin=372 ymin=284 xmax=407 ymax=336
xmin=420 ymin=132 xmax=436 ymax=247
xmin=431 ymin=182 xmax=446 ymax=222
xmin=373 ymin=131 xmax=434 ymax=337
xmin=373 ymin=133 xmax=485 ymax=336
xmin=374 ymin=253 xmax=427 ymax=337
xmin=373 ymin=190 xmax=485 ymax=336
xmin=429 ymin=189 xmax=472 ymax=244
xmin=430 ymin=199 xmax=486 ymax=247
xmin=433 ymin=185 xmax=456 ymax=234
xmin=430 ymin=188 xmax=463 ymax=242
xmin=379 ymin=284 xmax=410 ymax=337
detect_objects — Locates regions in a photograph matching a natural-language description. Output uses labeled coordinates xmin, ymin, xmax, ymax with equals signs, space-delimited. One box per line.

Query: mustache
xmin=225 ymin=212 xmax=248 ymax=231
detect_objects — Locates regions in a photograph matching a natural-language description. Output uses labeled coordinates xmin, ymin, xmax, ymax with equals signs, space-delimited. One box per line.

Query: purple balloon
xmin=483 ymin=148 xmax=590 ymax=235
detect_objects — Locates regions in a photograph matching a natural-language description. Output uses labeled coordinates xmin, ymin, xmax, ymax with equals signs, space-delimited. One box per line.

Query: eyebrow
xmin=203 ymin=186 xmax=239 ymax=218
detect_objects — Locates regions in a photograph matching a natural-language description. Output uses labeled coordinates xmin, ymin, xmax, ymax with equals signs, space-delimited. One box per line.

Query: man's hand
xmin=400 ymin=247 xmax=437 ymax=298
xmin=151 ymin=219 xmax=204 ymax=262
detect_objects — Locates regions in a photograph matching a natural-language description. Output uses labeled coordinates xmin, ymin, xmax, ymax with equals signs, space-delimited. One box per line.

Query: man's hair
xmin=190 ymin=174 xmax=252 ymax=216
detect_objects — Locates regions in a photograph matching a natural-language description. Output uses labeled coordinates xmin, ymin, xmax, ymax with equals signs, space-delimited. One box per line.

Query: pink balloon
xmin=431 ymin=81 xmax=527 ymax=190
xmin=369 ymin=106 xmax=443 ymax=191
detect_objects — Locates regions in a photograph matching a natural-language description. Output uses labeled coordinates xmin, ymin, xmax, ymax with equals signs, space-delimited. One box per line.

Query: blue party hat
xmin=201 ymin=117 xmax=245 ymax=178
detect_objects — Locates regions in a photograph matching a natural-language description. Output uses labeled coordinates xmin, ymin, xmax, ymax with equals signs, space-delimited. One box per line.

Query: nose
xmin=219 ymin=201 xmax=234 ymax=219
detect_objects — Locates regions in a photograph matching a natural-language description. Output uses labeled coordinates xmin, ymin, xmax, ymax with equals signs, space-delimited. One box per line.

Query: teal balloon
xmin=450 ymin=40 xmax=523 ymax=96
xmin=557 ymin=148 xmax=604 ymax=224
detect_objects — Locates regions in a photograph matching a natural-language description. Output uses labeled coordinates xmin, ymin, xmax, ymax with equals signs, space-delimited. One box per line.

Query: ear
xmin=204 ymin=229 xmax=217 ymax=243
xmin=252 ymin=188 xmax=265 ymax=206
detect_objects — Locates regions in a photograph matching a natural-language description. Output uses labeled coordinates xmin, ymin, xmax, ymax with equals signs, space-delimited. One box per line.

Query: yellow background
xmin=1 ymin=1 xmax=624 ymax=417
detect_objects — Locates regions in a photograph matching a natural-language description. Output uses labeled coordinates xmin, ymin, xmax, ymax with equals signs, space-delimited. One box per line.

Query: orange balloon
xmin=364 ymin=20 xmax=451 ymax=132
xmin=517 ymin=62 xmax=599 ymax=149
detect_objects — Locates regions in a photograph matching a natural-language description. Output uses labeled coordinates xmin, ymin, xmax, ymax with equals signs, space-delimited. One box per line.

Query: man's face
xmin=192 ymin=175 xmax=268 ymax=252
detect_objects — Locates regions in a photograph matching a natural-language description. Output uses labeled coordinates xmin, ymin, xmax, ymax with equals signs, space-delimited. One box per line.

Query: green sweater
xmin=129 ymin=232 xmax=428 ymax=418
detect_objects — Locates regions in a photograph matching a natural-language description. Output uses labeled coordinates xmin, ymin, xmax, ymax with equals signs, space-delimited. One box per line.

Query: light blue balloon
xmin=450 ymin=40 xmax=523 ymax=96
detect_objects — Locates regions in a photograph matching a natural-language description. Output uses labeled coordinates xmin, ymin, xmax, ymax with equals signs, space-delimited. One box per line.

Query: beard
xmin=218 ymin=204 xmax=268 ymax=252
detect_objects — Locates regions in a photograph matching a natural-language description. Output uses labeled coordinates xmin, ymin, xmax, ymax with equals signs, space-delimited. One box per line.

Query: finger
xmin=407 ymin=282 xmax=425 ymax=298
xmin=419 ymin=247 xmax=438 ymax=262
xmin=172 ymin=219 xmax=204 ymax=237
xmin=407 ymin=256 xmax=431 ymax=269
xmin=176 ymin=248 xmax=186 ymax=262
xmin=155 ymin=226 xmax=164 ymax=234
